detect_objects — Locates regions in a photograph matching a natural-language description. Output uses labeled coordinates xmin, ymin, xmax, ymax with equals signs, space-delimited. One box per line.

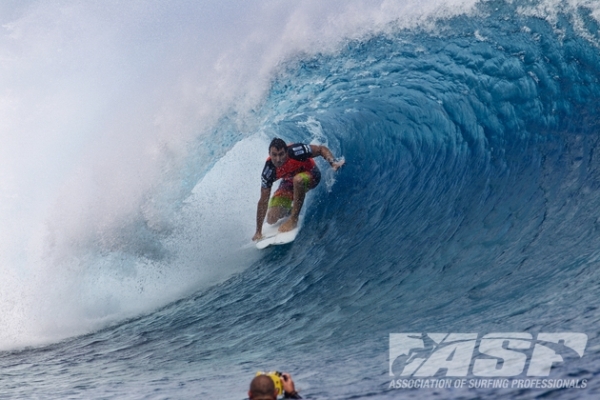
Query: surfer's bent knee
xmin=293 ymin=168 xmax=321 ymax=190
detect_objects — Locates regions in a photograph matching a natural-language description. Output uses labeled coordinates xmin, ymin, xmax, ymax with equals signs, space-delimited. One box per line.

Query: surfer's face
xmin=269 ymin=147 xmax=288 ymax=168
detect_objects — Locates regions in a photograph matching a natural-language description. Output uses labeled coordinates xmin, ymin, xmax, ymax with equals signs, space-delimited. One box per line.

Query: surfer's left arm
xmin=253 ymin=187 xmax=271 ymax=241
xmin=309 ymin=144 xmax=345 ymax=171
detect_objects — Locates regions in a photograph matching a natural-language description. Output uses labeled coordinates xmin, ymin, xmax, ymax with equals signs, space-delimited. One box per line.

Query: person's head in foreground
xmin=248 ymin=374 xmax=277 ymax=400
xmin=248 ymin=372 xmax=300 ymax=399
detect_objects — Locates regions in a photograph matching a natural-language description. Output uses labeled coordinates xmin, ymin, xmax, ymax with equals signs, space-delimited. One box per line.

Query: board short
xmin=268 ymin=167 xmax=321 ymax=210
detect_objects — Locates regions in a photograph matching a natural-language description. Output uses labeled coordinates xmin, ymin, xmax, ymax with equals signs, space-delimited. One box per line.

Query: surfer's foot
xmin=279 ymin=217 xmax=298 ymax=233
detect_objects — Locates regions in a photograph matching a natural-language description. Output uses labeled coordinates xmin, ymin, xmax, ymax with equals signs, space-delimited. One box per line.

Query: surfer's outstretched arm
xmin=253 ymin=187 xmax=271 ymax=241
xmin=309 ymin=144 xmax=345 ymax=170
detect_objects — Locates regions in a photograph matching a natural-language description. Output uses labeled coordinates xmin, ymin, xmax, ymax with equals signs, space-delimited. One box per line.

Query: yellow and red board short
xmin=268 ymin=169 xmax=321 ymax=210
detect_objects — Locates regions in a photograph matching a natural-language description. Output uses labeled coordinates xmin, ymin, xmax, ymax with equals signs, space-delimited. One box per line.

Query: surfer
xmin=252 ymin=138 xmax=344 ymax=241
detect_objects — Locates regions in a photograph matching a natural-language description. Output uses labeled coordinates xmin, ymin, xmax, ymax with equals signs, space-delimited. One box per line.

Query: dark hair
xmin=269 ymin=138 xmax=287 ymax=151
xmin=249 ymin=375 xmax=276 ymax=398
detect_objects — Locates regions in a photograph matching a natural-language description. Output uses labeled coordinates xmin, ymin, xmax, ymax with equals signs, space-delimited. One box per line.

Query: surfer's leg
xmin=267 ymin=181 xmax=293 ymax=224
xmin=290 ymin=173 xmax=310 ymax=220
xmin=266 ymin=206 xmax=290 ymax=224
xmin=279 ymin=171 xmax=318 ymax=233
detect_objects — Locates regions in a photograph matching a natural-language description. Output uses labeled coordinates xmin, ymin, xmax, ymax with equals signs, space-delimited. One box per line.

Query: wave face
xmin=2 ymin=0 xmax=600 ymax=399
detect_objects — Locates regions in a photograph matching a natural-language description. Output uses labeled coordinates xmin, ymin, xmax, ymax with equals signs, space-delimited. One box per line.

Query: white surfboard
xmin=256 ymin=218 xmax=302 ymax=249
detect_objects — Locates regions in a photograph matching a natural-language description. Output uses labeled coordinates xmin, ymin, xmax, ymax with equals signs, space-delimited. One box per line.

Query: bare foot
xmin=279 ymin=217 xmax=298 ymax=233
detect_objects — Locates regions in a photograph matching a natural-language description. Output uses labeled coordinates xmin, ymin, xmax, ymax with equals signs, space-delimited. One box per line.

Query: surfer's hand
xmin=331 ymin=159 xmax=345 ymax=171
xmin=252 ymin=232 xmax=263 ymax=242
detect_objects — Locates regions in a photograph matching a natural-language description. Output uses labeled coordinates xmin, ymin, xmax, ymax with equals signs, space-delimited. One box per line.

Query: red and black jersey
xmin=261 ymin=143 xmax=317 ymax=189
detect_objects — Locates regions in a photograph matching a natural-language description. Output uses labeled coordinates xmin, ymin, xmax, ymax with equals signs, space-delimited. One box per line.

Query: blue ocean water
xmin=1 ymin=0 xmax=600 ymax=399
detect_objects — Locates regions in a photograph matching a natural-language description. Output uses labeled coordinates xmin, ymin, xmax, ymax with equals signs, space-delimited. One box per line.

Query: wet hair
xmin=249 ymin=375 xmax=276 ymax=399
xmin=269 ymin=138 xmax=287 ymax=152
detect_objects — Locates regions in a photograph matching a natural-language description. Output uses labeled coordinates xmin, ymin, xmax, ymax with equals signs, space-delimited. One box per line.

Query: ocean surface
xmin=1 ymin=0 xmax=600 ymax=398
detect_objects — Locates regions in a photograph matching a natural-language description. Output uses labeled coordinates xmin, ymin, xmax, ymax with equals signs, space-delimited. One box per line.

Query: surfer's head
xmin=269 ymin=138 xmax=287 ymax=152
xmin=248 ymin=373 xmax=279 ymax=400
xmin=269 ymin=138 xmax=288 ymax=168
